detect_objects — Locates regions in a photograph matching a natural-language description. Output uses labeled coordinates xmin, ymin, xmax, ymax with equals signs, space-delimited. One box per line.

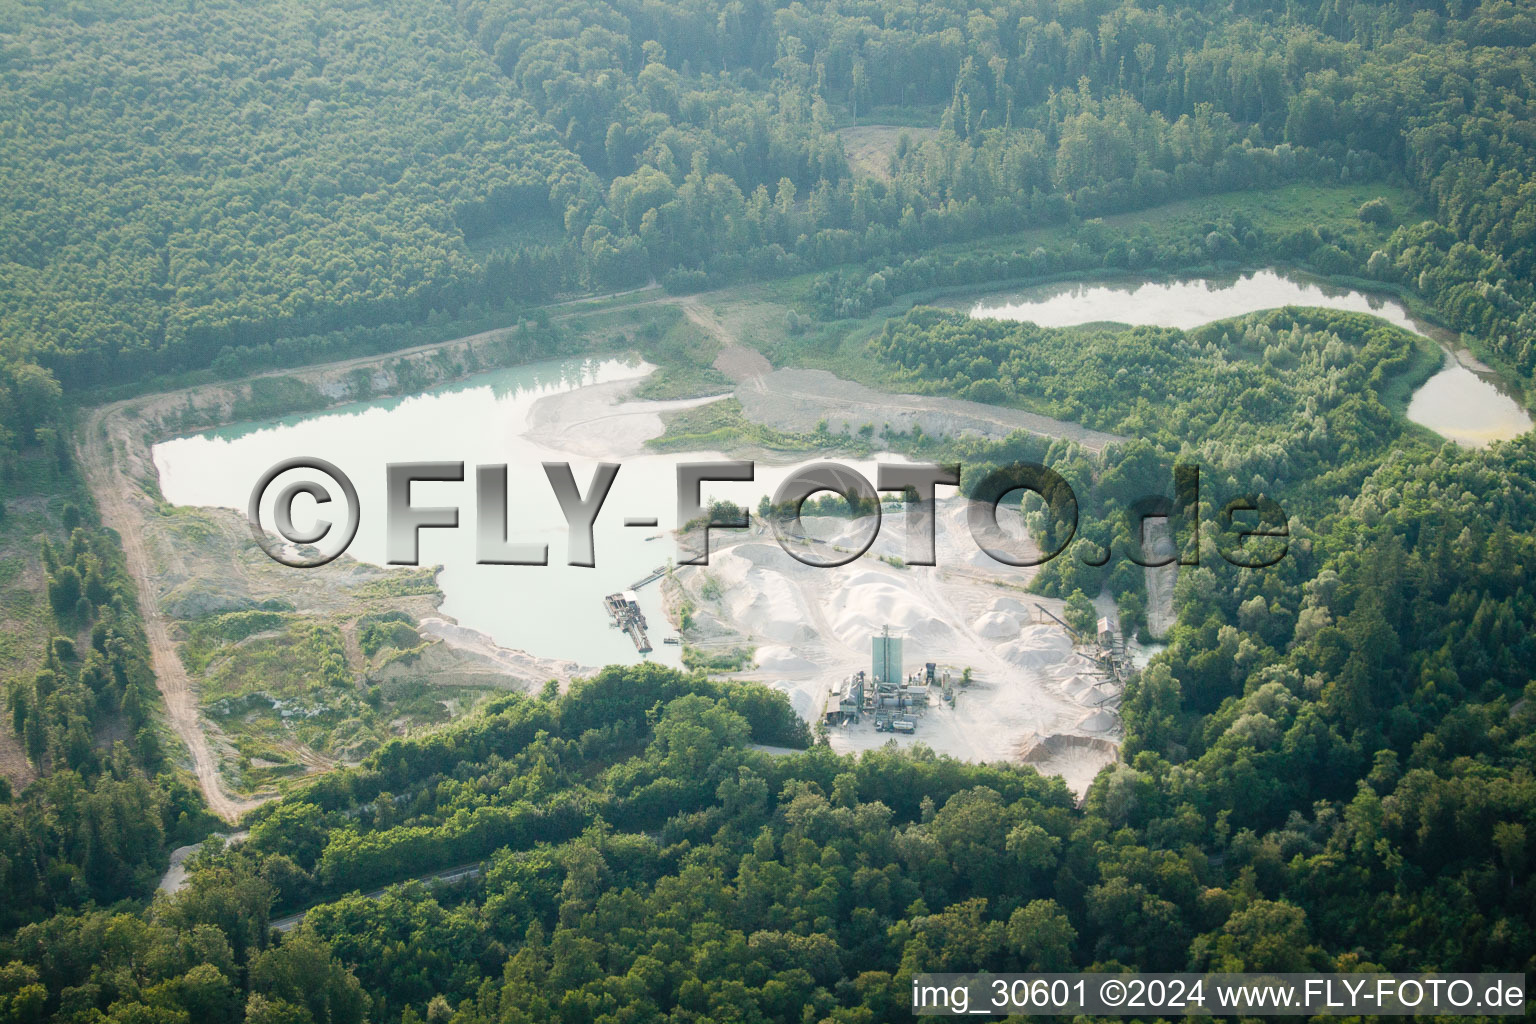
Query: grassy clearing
xmin=198 ymin=619 xmax=351 ymax=703
xmin=602 ymin=304 xmax=735 ymax=399
xmin=353 ymin=569 xmax=440 ymax=599
xmin=180 ymin=610 xmax=295 ymax=674
xmin=837 ymin=125 xmax=939 ymax=180
xmin=634 ymin=364 xmax=735 ymax=400
xmin=358 ymin=611 xmax=422 ymax=659
xmin=646 ymin=398 xmax=825 ymax=454
xmin=187 ymin=602 xmax=504 ymax=794
xmin=681 ymin=645 xmax=756 ymax=672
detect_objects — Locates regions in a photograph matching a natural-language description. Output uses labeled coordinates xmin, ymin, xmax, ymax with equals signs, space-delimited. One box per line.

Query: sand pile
xmin=973 ymin=596 xmax=1033 ymax=639
xmin=974 ymin=609 xmax=1021 ymax=639
xmin=709 ymin=543 xmax=823 ymax=645
xmin=1043 ymin=650 xmax=1102 ymax=679
xmin=1077 ymin=708 xmax=1118 ymax=732
xmin=775 ymin=687 xmax=819 ymax=720
xmin=827 ymin=573 xmax=953 ymax=648
xmin=972 ymin=596 xmax=1034 ymax=639
xmin=813 ymin=515 xmax=888 ymax=552
xmin=1060 ymin=674 xmax=1098 ymax=700
xmin=997 ymin=625 xmax=1073 ymax=669
xmin=965 ymin=547 xmax=1015 ymax=570
xmin=756 ymin=645 xmax=818 ymax=673
xmin=669 ymin=498 xmax=1121 ymax=796
xmin=1083 ymin=683 xmax=1117 ymax=704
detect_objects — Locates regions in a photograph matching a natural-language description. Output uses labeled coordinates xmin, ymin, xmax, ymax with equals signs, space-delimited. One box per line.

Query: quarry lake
xmin=152 ymin=269 xmax=1533 ymax=671
xmin=152 ymin=356 xmax=892 ymax=669
xmin=966 ymin=268 xmax=1533 ymax=446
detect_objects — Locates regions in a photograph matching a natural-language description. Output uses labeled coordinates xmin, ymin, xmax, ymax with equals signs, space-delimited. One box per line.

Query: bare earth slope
xmin=737 ymin=368 xmax=1125 ymax=451
xmin=79 ymin=401 xmax=262 ymax=822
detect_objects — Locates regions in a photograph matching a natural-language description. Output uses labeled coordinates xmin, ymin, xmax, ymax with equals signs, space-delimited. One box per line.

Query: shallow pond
xmin=966 ymin=268 xmax=1532 ymax=446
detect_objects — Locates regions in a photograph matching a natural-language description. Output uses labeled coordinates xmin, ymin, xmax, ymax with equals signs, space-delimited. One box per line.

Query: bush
xmin=1309 ymin=243 xmax=1357 ymax=276
xmin=1357 ymin=197 xmax=1394 ymax=225
xmin=47 ymin=566 xmax=81 ymax=614
xmin=662 ymin=267 xmax=709 ymax=294
xmin=964 ymin=379 xmax=1008 ymax=404
xmin=1064 ymin=590 xmax=1098 ymax=638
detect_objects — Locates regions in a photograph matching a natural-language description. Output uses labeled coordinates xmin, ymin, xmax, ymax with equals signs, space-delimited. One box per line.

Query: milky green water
xmin=154 ymin=269 xmax=1532 ymax=667
xmin=967 ymin=268 xmax=1533 ymax=446
xmin=154 ymin=356 xmax=889 ymax=667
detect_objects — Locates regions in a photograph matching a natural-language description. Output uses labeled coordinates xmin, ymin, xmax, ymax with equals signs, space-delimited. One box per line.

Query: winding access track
xmin=78 ymin=401 xmax=263 ymax=823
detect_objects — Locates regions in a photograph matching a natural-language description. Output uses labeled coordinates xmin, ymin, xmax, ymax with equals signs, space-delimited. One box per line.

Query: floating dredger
xmin=603 ymin=590 xmax=652 ymax=653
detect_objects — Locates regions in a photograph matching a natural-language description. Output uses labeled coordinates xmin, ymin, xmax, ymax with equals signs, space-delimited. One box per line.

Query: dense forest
xmin=1 ymin=620 xmax=1530 ymax=1023
xmin=5 ymin=0 xmax=1536 ymax=400
xmin=5 ymin=299 xmax=1534 ymax=1019
xmin=870 ymin=302 xmax=1432 ymax=627
xmin=0 ymin=519 xmax=214 ymax=932
xmin=2 ymin=0 xmax=1536 ymax=1019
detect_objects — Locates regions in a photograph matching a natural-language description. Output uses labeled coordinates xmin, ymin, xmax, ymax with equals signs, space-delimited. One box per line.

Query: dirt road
xmin=1142 ymin=518 xmax=1178 ymax=638
xmin=78 ymin=402 xmax=264 ymax=823
xmin=72 ymin=281 xmax=1122 ymax=822
xmin=270 ymin=862 xmax=485 ymax=933
xmin=70 ymin=282 xmax=671 ymax=821
xmin=680 ymin=299 xmax=771 ymax=382
xmin=736 ymin=367 xmax=1125 ymax=452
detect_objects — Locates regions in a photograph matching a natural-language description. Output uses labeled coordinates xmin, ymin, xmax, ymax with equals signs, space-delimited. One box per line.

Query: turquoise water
xmin=154 ymin=356 xmax=887 ymax=667
xmin=154 ymin=270 xmax=1533 ymax=667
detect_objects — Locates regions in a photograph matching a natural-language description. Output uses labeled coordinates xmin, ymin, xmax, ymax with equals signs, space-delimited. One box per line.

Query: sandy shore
xmin=418 ymin=617 xmax=592 ymax=685
xmin=524 ymin=369 xmax=727 ymax=458
xmin=86 ymin=302 xmax=1134 ymax=814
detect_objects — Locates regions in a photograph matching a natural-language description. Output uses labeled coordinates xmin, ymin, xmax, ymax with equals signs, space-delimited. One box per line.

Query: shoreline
xmin=82 ymin=260 xmax=1515 ymax=816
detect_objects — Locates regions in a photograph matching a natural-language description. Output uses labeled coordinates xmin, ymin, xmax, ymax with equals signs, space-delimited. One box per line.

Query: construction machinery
xmin=603 ymin=591 xmax=652 ymax=653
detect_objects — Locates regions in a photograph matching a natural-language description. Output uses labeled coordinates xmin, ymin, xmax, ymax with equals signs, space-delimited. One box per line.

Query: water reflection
xmin=966 ymin=268 xmax=1531 ymax=446
xmin=155 ymin=356 xmax=890 ymax=667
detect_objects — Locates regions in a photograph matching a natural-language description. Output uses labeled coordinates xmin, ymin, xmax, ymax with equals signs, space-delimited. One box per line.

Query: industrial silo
xmin=872 ymin=630 xmax=903 ymax=684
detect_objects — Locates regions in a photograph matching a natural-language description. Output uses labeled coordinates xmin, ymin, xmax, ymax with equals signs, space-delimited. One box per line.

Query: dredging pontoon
xmin=604 ymin=590 xmax=652 ymax=653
